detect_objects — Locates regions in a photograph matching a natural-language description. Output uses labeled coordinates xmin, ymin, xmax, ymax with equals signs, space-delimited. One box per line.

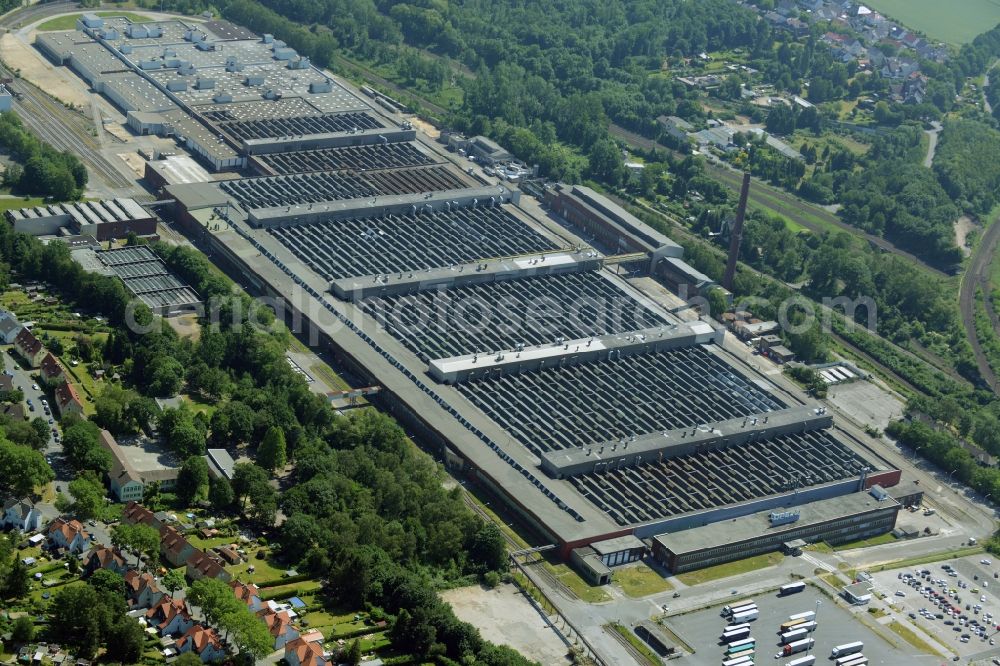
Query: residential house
xmin=46 ymin=517 xmax=89 ymax=554
xmin=185 ymin=549 xmax=231 ymax=582
xmin=0 ymin=311 xmax=22 ymax=344
xmin=123 ymin=500 xmax=160 ymax=528
xmin=123 ymin=501 xmax=199 ymax=568
xmin=54 ymin=382 xmax=84 ymax=418
xmin=258 ymin=608 xmax=299 ymax=650
xmin=39 ymin=352 xmax=66 ymax=386
xmin=162 ymin=526 xmax=197 ymax=568
xmin=0 ymin=401 xmax=25 ymax=422
xmin=100 ymin=430 xmax=179 ymax=502
xmin=231 ymin=580 xmax=263 ymax=611
xmin=125 ymin=570 xmax=165 ymax=609
xmin=2 ymin=497 xmax=42 ymax=532
xmin=13 ymin=328 xmax=45 ymax=368
xmin=175 ymin=624 xmax=225 ymax=663
xmin=215 ymin=545 xmax=241 ymax=565
xmin=284 ymin=636 xmax=329 ymax=666
xmin=656 ymin=115 xmax=693 ymax=143
xmin=146 ymin=596 xmax=194 ymax=636
xmin=82 ymin=546 xmax=128 ymax=577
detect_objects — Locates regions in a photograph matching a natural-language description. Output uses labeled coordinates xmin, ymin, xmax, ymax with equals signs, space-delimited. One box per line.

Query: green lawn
xmin=37 ymin=11 xmax=154 ymax=32
xmin=547 ymin=562 xmax=611 ymax=603
xmin=887 ymin=620 xmax=942 ymax=655
xmin=675 ymin=552 xmax=784 ymax=585
xmin=833 ymin=532 xmax=898 ymax=551
xmin=611 ymin=564 xmax=672 ymax=598
xmin=863 ymin=0 xmax=1000 ymax=44
xmin=0 ymin=196 xmax=45 ymax=211
xmin=226 ymin=547 xmax=287 ymax=584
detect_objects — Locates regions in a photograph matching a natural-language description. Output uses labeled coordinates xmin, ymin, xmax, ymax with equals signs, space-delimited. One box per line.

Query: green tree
xmin=4 ymin=554 xmax=29 ymax=599
xmin=232 ymin=463 xmax=268 ymax=510
xmin=0 ymin=437 xmax=53 ymax=496
xmin=51 ymin=585 xmax=101 ymax=657
xmin=173 ymin=652 xmax=204 ymax=666
xmin=67 ymin=475 xmax=105 ymax=520
xmin=176 ymin=455 xmax=210 ymax=505
xmin=105 ymin=617 xmax=145 ymax=664
xmin=12 ymin=615 xmax=34 ymax=643
xmin=209 ymin=476 xmax=234 ymax=511
xmin=111 ymin=522 xmax=160 ymax=568
xmin=162 ymin=568 xmax=186 ymax=596
xmin=257 ymin=426 xmax=287 ymax=472
xmin=347 ymin=639 xmax=362 ymax=665
xmin=187 ymin=578 xmax=243 ymax=627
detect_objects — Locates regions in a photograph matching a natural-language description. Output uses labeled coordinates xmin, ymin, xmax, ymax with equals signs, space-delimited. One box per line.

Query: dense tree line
xmin=933 ymin=118 xmax=1000 ymax=216
xmin=0 ymin=113 xmax=87 ymax=200
xmin=278 ymin=410 xmax=507 ymax=578
xmin=330 ymin=545 xmax=536 ymax=665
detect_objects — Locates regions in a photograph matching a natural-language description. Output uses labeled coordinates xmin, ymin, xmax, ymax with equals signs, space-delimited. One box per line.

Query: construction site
xmin=39 ymin=13 xmax=912 ymax=577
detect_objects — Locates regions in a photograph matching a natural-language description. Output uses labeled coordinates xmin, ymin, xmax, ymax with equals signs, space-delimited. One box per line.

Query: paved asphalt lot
xmin=871 ymin=555 xmax=1000 ymax=663
xmin=665 ymin=586 xmax=939 ymax=666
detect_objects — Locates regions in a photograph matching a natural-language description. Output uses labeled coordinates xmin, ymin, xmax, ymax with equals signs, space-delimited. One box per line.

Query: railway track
xmin=7 ymin=76 xmax=138 ymax=192
xmin=959 ymin=213 xmax=1000 ymax=393
xmin=608 ymin=123 xmax=950 ymax=279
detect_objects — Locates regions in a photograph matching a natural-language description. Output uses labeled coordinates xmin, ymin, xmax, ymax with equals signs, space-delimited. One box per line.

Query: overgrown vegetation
xmin=0 ymin=113 xmax=87 ymax=200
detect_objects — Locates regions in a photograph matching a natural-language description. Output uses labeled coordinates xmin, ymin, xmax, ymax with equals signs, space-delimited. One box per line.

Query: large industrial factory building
xmin=42 ymin=13 xmax=906 ymax=575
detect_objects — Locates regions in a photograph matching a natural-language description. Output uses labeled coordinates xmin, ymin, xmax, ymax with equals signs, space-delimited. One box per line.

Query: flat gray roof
xmin=653 ymin=491 xmax=899 ymax=556
xmin=590 ymin=535 xmax=645 ymax=556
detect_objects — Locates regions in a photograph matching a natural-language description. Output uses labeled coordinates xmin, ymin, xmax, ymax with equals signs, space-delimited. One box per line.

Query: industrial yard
xmin=2 ymin=5 xmax=996 ymax=666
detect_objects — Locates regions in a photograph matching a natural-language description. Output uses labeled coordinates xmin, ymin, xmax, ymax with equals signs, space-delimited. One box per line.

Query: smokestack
xmin=723 ymin=170 xmax=751 ymax=291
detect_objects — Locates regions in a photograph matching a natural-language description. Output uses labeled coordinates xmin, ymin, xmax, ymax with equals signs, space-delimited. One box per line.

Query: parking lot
xmin=665 ymin=585 xmax=938 ymax=666
xmin=869 ymin=555 xmax=1000 ymax=662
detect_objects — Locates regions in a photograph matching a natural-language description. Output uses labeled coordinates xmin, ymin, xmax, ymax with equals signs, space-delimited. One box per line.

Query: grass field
xmin=611 ymin=564 xmax=672 ymax=598
xmin=37 ymin=11 xmax=153 ymax=32
xmin=675 ymin=552 xmax=784 ymax=585
xmin=863 ymin=0 xmax=1000 ymax=45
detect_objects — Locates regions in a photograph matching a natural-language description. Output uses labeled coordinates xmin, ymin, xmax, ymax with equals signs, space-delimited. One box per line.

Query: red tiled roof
xmin=14 ymin=328 xmax=41 ymax=356
xmin=146 ymin=596 xmax=189 ymax=629
xmin=54 ymin=382 xmax=82 ymax=409
xmin=47 ymin=517 xmax=88 ymax=544
xmin=39 ymin=352 xmax=64 ymax=380
xmin=123 ymin=501 xmax=157 ymax=526
xmin=186 ymin=549 xmax=226 ymax=579
xmin=83 ymin=546 xmax=125 ymax=570
xmin=284 ymin=637 xmax=326 ymax=666
xmin=230 ymin=580 xmax=260 ymax=605
xmin=176 ymin=624 xmax=221 ymax=652
xmin=258 ymin=608 xmax=292 ymax=638
xmin=124 ymin=570 xmax=160 ymax=596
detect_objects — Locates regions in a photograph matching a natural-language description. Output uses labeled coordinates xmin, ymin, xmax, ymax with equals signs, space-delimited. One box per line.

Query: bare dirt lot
xmin=955 ymin=215 xmax=977 ymax=257
xmin=441 ymin=583 xmax=571 ymax=664
xmin=0 ymin=33 xmax=93 ymax=108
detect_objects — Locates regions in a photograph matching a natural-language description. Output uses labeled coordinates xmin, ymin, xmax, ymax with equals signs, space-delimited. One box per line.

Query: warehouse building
xmin=6 ymin=199 xmax=156 ymax=241
xmin=650 ymin=490 xmax=901 ymax=573
xmin=50 ymin=12 xmax=905 ymax=575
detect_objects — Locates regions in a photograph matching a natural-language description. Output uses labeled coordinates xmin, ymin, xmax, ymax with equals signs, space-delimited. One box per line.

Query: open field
xmin=864 ymin=0 xmax=1000 ymax=45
